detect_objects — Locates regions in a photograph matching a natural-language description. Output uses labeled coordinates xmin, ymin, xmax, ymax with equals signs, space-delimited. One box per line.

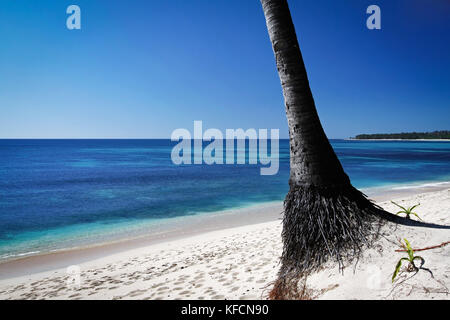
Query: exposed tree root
xmin=269 ymin=276 xmax=313 ymax=300
xmin=270 ymin=184 xmax=386 ymax=299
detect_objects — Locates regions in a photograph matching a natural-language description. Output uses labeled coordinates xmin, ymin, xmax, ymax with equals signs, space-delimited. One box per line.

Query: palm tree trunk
xmin=261 ymin=0 xmax=347 ymax=187
xmin=260 ymin=0 xmax=383 ymax=299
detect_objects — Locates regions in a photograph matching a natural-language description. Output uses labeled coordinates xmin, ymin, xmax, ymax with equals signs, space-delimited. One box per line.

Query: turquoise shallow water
xmin=0 ymin=139 xmax=449 ymax=260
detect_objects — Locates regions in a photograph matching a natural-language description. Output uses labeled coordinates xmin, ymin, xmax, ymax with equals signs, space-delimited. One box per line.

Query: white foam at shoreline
xmin=361 ymin=180 xmax=450 ymax=194
xmin=390 ymin=181 xmax=450 ymax=190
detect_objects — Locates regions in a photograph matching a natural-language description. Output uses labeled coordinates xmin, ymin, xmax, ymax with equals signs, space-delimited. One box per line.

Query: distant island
xmin=351 ymin=130 xmax=450 ymax=140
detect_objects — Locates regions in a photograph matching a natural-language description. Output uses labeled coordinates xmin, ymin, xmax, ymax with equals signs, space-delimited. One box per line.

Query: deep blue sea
xmin=1 ymin=139 xmax=450 ymax=261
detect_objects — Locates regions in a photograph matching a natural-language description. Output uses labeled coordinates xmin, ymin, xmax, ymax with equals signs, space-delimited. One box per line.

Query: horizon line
xmin=0 ymin=137 xmax=347 ymax=140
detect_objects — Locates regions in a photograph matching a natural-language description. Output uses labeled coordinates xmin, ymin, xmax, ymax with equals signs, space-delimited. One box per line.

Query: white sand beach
xmin=0 ymin=188 xmax=449 ymax=300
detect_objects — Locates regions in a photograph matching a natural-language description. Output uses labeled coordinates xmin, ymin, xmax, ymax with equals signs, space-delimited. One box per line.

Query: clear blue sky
xmin=0 ymin=0 xmax=449 ymax=139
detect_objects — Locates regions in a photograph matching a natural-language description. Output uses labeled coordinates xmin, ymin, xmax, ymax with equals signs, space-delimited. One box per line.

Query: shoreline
xmin=0 ymin=202 xmax=283 ymax=279
xmin=346 ymin=138 xmax=450 ymax=142
xmin=0 ymin=187 xmax=448 ymax=299
xmin=1 ymin=181 xmax=449 ymax=281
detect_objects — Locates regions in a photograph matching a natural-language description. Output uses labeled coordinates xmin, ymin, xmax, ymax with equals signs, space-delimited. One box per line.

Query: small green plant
xmin=392 ymin=238 xmax=425 ymax=282
xmin=391 ymin=201 xmax=422 ymax=220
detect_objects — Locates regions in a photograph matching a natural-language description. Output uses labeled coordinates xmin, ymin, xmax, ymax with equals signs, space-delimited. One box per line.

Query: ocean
xmin=1 ymin=139 xmax=449 ymax=261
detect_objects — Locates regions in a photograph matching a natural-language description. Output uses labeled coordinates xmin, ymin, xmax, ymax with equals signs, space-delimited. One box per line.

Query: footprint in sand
xmin=179 ymin=290 xmax=193 ymax=295
xmin=157 ymin=286 xmax=169 ymax=292
xmin=128 ymin=289 xmax=147 ymax=297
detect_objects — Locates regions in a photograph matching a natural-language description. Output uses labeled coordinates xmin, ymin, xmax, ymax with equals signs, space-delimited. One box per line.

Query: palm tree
xmin=260 ymin=0 xmax=384 ymax=298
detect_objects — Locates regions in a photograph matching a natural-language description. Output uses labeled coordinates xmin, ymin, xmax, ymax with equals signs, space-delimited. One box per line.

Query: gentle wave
xmin=390 ymin=181 xmax=450 ymax=190
xmin=0 ymin=250 xmax=41 ymax=260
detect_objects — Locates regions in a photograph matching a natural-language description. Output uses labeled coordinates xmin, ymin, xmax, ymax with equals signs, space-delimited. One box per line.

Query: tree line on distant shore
xmin=353 ymin=130 xmax=450 ymax=140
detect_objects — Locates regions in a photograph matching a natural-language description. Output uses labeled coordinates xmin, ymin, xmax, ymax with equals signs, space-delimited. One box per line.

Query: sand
xmin=0 ymin=189 xmax=449 ymax=300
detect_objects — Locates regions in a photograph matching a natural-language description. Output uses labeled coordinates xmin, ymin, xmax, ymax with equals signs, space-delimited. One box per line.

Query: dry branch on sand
xmin=395 ymin=241 xmax=450 ymax=253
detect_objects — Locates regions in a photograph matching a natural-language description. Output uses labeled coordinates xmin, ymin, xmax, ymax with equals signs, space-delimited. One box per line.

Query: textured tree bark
xmin=260 ymin=0 xmax=349 ymax=188
xmin=260 ymin=0 xmax=383 ymax=299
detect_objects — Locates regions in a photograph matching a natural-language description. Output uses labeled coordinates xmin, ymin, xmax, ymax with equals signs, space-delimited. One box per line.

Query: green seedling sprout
xmin=391 ymin=201 xmax=422 ymax=220
xmin=392 ymin=238 xmax=425 ymax=283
